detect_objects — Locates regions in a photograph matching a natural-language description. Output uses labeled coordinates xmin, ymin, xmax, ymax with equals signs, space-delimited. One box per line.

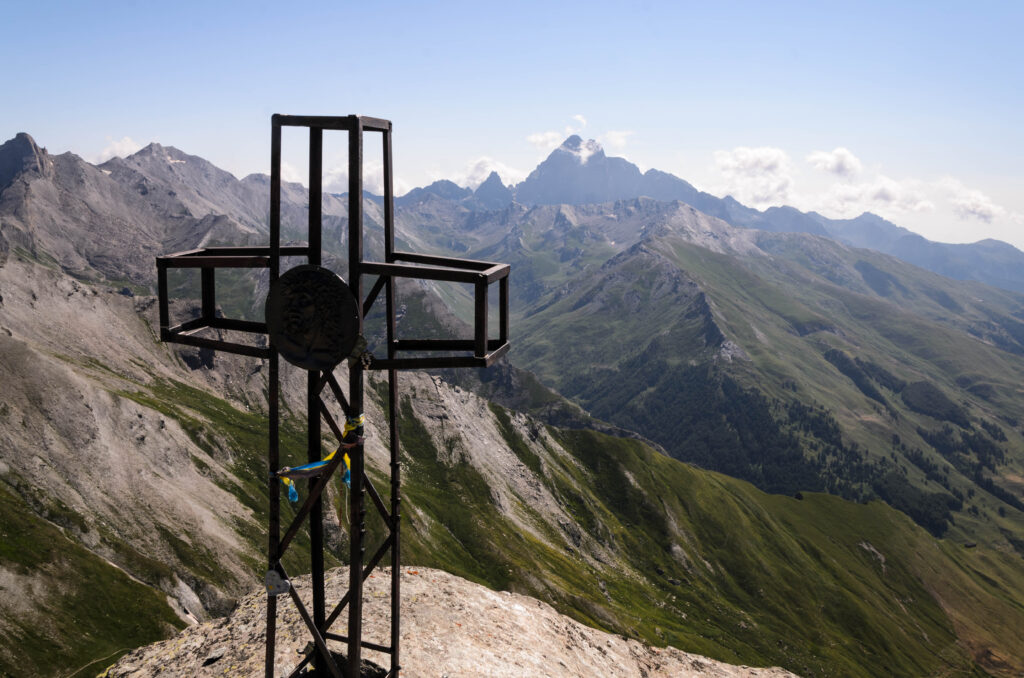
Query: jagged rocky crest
xmin=4 ymin=132 xmax=1024 ymax=677
xmin=105 ymin=568 xmax=798 ymax=678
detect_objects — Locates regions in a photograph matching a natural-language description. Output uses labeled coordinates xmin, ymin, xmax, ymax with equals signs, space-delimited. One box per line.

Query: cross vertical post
xmin=265 ymin=118 xmax=282 ymax=678
xmin=382 ymin=119 xmax=402 ymax=676
xmin=155 ymin=114 xmax=511 ymax=678
xmin=346 ymin=115 xmax=366 ymax=677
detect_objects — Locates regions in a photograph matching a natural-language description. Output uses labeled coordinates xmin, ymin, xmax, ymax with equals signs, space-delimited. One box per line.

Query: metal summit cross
xmin=155 ymin=115 xmax=511 ymax=677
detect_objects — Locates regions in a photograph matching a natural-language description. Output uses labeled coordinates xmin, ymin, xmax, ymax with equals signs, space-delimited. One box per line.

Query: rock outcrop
xmin=106 ymin=567 xmax=799 ymax=678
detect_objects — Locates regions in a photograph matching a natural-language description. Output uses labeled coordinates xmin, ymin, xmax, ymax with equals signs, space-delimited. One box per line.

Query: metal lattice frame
xmin=155 ymin=114 xmax=510 ymax=678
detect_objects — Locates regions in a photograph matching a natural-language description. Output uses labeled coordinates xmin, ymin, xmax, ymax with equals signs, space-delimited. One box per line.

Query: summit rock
xmin=0 ymin=132 xmax=52 ymax=191
xmin=514 ymin=137 xmax=642 ymax=205
xmin=470 ymin=170 xmax=513 ymax=210
xmin=105 ymin=567 xmax=799 ymax=678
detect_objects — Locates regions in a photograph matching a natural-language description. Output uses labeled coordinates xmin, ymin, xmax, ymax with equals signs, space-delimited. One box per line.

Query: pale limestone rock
xmin=105 ymin=567 xmax=800 ymax=678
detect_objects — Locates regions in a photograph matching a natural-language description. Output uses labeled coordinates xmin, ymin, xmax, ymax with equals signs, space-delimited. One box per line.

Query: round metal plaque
xmin=265 ymin=265 xmax=359 ymax=371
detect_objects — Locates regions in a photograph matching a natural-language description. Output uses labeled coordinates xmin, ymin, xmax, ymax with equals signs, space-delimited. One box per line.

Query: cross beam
xmin=155 ymin=115 xmax=511 ymax=677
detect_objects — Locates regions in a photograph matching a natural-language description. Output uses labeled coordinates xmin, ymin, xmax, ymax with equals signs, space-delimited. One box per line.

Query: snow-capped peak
xmin=558 ymin=135 xmax=603 ymax=164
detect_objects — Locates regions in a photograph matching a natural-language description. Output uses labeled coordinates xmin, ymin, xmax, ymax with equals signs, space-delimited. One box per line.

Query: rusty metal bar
xmin=265 ymin=352 xmax=280 ymax=678
xmin=320 ymin=400 xmax=346 ymax=443
xmin=158 ymin=245 xmax=307 ymax=259
xmin=207 ymin=318 xmax=267 ymax=333
xmin=287 ymin=582 xmax=344 ymax=678
xmin=285 ymin=653 xmax=314 ymax=678
xmin=325 ymin=533 xmax=396 ymax=629
xmin=363 ymin=471 xmax=391 ymax=524
xmin=383 ymin=123 xmax=402 ymax=675
xmin=274 ymin=114 xmax=390 ymax=132
xmin=316 ymin=370 xmax=331 ymax=395
xmin=384 ymin=128 xmax=394 ymax=261
xmin=500 ymin=276 xmax=509 ymax=345
xmin=307 ymin=123 xmax=327 ymax=636
xmin=187 ymin=246 xmax=308 ymax=256
xmin=277 ymin=439 xmax=350 ymax=561
xmin=265 ymin=115 xmax=282 ymax=678
xmin=474 ymin=282 xmax=488 ymax=357
xmin=389 ymin=365 xmax=401 ymax=677
xmin=309 ymin=127 xmax=323 ymax=263
xmin=324 ymin=633 xmax=393 ymax=654
xmin=391 ymin=251 xmax=501 ymax=270
xmin=363 ymin=275 xmax=387 ymax=318
xmin=309 ymin=371 xmax=326 ymax=632
xmin=144 ymin=113 xmax=511 ymax=678
xmin=275 ymin=114 xmax=354 ymax=130
xmin=392 ymin=339 xmax=507 ymax=352
xmin=326 ymin=372 xmax=354 ymax=419
xmin=161 ymin=332 xmax=272 ymax=359
xmin=361 ymin=261 xmax=488 ymax=284
xmin=347 ymin=114 xmax=366 ymax=678
xmin=166 ymin=317 xmax=207 ymax=335
xmin=368 ymin=345 xmax=510 ymax=370
xmin=159 ymin=255 xmax=272 ymax=268
xmin=201 ymin=268 xmax=215 ymax=320
xmin=157 ymin=262 xmax=169 ymax=330
xmin=360 ymin=117 xmax=391 ymax=132
xmin=481 ymin=264 xmax=510 ymax=284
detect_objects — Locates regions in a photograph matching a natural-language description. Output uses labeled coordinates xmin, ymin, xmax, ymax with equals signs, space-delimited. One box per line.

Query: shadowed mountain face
xmin=822 ymin=211 xmax=1024 ymax=293
xmin=0 ymin=134 xmax=263 ymax=286
xmin=514 ymin=135 xmax=649 ymax=205
xmin=511 ymin=137 xmax=824 ymax=238
xmin=505 ymin=137 xmax=1024 ymax=292
xmin=5 ymin=133 xmax=1024 ymax=677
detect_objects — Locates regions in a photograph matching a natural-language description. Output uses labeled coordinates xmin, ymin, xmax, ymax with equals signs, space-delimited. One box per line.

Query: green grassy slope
xmin=11 ymin=352 xmax=1024 ymax=676
xmin=513 ymin=230 xmax=1024 ymax=552
xmin=376 ymin=395 xmax=1024 ymax=676
xmin=0 ymin=483 xmax=184 ymax=678
xmin=28 ymin=337 xmax=1024 ymax=678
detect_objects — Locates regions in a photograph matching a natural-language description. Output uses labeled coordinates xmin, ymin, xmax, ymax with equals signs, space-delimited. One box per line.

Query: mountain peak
xmin=136 ymin=141 xmax=165 ymax=154
xmin=561 ymin=134 xmax=584 ymax=149
xmin=557 ymin=135 xmax=603 ymax=163
xmin=480 ymin=169 xmax=503 ymax=184
xmin=395 ymin=178 xmax=472 ymax=207
xmin=472 ymin=170 xmax=513 ymax=209
xmin=0 ymin=132 xmax=51 ymax=191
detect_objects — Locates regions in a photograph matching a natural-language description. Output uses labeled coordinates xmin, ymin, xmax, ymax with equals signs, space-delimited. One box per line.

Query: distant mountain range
xmin=396 ymin=135 xmax=1024 ymax=295
xmin=5 ymin=130 xmax=1024 ymax=678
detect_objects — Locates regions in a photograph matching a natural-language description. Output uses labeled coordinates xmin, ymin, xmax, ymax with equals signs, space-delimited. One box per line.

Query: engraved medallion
xmin=265 ymin=264 xmax=359 ymax=370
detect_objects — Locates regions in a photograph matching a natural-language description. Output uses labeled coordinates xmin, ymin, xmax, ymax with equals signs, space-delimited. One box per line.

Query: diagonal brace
xmin=277 ymin=448 xmax=352 ymax=557
xmin=364 ymin=471 xmax=391 ymax=524
xmin=283 ymin=569 xmax=344 ymax=678
xmin=325 ymin=532 xmax=396 ymax=629
xmin=363 ymin=275 xmax=387 ymax=318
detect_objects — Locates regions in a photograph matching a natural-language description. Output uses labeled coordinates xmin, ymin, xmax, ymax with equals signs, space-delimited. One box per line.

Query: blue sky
xmin=4 ymin=1 xmax=1022 ymax=247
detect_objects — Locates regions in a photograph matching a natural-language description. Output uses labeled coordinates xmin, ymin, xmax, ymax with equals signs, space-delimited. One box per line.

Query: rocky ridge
xmin=105 ymin=567 xmax=798 ymax=678
xmin=5 ymin=132 xmax=1024 ymax=676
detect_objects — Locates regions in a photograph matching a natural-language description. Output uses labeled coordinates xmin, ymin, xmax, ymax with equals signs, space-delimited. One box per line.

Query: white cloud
xmin=282 ymin=161 xmax=409 ymax=196
xmin=940 ymin=178 xmax=1006 ymax=223
xmin=449 ymin=157 xmax=527 ymax=189
xmin=322 ymin=165 xmax=347 ymax=193
xmin=819 ymin=175 xmax=934 ymax=216
xmin=806 ymin=147 xmax=863 ymax=178
xmin=714 ymin=146 xmax=793 ymax=205
xmin=700 ymin=145 xmax=1018 ymax=247
xmin=600 ymin=130 xmax=634 ymax=152
xmin=527 ymin=131 xmax=564 ymax=150
xmin=528 ymin=114 xmax=592 ymax=152
xmin=322 ymin=161 xmax=410 ymax=196
xmin=281 ymin=161 xmax=304 ymax=185
xmin=93 ymin=136 xmax=142 ymax=163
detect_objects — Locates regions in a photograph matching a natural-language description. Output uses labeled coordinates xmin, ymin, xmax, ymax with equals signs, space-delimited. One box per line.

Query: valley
xmin=2 ymin=132 xmax=1024 ymax=677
